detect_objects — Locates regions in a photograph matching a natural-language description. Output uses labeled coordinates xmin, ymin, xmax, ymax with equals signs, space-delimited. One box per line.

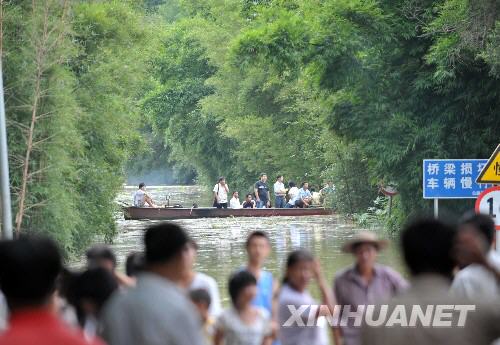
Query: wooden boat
xmin=123 ymin=206 xmax=334 ymax=220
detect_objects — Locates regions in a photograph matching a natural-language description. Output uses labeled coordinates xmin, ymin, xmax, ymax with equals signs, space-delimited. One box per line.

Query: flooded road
xmin=104 ymin=186 xmax=405 ymax=305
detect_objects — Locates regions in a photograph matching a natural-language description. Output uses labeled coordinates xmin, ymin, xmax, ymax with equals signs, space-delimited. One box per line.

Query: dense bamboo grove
xmin=2 ymin=0 xmax=499 ymax=251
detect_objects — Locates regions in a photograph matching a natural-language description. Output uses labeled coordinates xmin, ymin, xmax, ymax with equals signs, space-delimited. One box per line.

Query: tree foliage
xmin=145 ymin=0 xmax=500 ymax=225
xmin=3 ymin=0 xmax=157 ymax=254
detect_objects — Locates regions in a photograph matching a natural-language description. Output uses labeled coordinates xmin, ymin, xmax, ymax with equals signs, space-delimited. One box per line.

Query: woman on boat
xmin=278 ymin=250 xmax=340 ymax=345
xmin=285 ymin=182 xmax=299 ymax=208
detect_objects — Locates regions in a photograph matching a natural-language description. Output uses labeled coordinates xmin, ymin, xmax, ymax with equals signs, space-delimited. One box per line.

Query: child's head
xmin=228 ymin=270 xmax=257 ymax=310
xmin=232 ymin=191 xmax=239 ymax=199
xmin=189 ymin=288 xmax=211 ymax=322
xmin=283 ymin=249 xmax=314 ymax=292
xmin=246 ymin=231 xmax=271 ymax=265
xmin=245 ymin=193 xmax=253 ymax=201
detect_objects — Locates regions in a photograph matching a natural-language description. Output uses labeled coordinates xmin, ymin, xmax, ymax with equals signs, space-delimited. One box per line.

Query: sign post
xmin=423 ymin=159 xmax=492 ymax=218
xmin=476 ymin=145 xmax=500 ymax=251
xmin=0 ymin=61 xmax=13 ymax=240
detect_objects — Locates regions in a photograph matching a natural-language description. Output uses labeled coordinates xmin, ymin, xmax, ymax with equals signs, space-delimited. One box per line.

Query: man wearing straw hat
xmin=333 ymin=231 xmax=408 ymax=345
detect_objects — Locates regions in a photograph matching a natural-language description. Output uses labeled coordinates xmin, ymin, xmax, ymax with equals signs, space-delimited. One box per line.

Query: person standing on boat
xmin=229 ymin=191 xmax=242 ymax=209
xmin=242 ymin=194 xmax=256 ymax=208
xmin=133 ymin=183 xmax=156 ymax=207
xmin=213 ymin=176 xmax=229 ymax=209
xmin=255 ymin=173 xmax=271 ymax=208
xmin=273 ymin=175 xmax=287 ymax=208
xmin=244 ymin=231 xmax=279 ymax=343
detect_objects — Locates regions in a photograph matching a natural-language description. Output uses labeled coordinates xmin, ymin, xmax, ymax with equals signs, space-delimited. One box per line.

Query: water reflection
xmin=103 ymin=186 xmax=405 ymax=305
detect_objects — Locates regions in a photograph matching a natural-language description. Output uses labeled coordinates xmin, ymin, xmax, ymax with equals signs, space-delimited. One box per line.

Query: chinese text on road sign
xmin=423 ymin=159 xmax=492 ymax=199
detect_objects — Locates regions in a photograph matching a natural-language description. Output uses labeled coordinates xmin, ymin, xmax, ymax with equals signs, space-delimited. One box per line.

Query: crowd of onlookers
xmin=214 ymin=173 xmax=334 ymax=209
xmin=0 ymin=211 xmax=500 ymax=345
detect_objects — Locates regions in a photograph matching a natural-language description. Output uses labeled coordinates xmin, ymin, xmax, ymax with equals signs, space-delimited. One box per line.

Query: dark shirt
xmin=242 ymin=200 xmax=255 ymax=208
xmin=254 ymin=181 xmax=269 ymax=202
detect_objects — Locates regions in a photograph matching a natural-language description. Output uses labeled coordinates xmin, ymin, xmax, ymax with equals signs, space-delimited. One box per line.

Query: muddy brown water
xmin=79 ymin=185 xmax=406 ymax=305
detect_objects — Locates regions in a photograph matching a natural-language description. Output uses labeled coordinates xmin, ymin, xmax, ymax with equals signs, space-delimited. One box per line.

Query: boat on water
xmin=123 ymin=206 xmax=334 ymax=220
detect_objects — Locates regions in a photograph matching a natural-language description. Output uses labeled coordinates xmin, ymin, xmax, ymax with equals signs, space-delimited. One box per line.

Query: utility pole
xmin=0 ymin=59 xmax=13 ymax=239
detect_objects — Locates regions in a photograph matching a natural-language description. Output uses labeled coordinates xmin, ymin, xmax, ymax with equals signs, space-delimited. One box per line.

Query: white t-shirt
xmin=189 ymin=272 xmax=222 ymax=317
xmin=274 ymin=181 xmax=286 ymax=196
xmin=133 ymin=189 xmax=145 ymax=207
xmin=287 ymin=187 xmax=299 ymax=204
xmin=216 ymin=307 xmax=271 ymax=345
xmin=213 ymin=183 xmax=229 ymax=203
xmin=451 ymin=250 xmax=500 ymax=299
xmin=229 ymin=197 xmax=241 ymax=209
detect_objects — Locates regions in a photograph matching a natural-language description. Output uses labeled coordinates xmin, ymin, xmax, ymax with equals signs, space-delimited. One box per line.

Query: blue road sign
xmin=423 ymin=159 xmax=493 ymax=199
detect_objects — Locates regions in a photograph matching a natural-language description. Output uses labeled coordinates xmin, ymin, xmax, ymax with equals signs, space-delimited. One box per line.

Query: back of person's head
xmin=289 ymin=181 xmax=296 ymax=188
xmin=125 ymin=252 xmax=145 ymax=277
xmin=459 ymin=211 xmax=495 ymax=246
xmin=139 ymin=182 xmax=145 ymax=189
xmin=67 ymin=267 xmax=118 ymax=326
xmin=0 ymin=236 xmax=62 ymax=310
xmin=401 ymin=218 xmax=456 ymax=278
xmin=86 ymin=245 xmax=117 ymax=270
xmin=144 ymin=222 xmax=190 ymax=265
xmin=228 ymin=270 xmax=256 ymax=306
xmin=245 ymin=230 xmax=270 ymax=248
xmin=189 ymin=288 xmax=211 ymax=307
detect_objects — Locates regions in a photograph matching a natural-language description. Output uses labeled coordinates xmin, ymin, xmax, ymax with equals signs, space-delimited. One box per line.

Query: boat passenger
xmin=290 ymin=182 xmax=313 ymax=208
xmin=133 ymin=183 xmax=155 ymax=208
xmin=285 ymin=182 xmax=299 ymax=208
xmin=273 ymin=175 xmax=287 ymax=208
xmin=229 ymin=191 xmax=242 ymax=209
xmin=242 ymin=194 xmax=256 ymax=209
xmin=254 ymin=173 xmax=271 ymax=208
xmin=213 ymin=176 xmax=229 ymax=209
xmin=311 ymin=187 xmax=321 ymax=206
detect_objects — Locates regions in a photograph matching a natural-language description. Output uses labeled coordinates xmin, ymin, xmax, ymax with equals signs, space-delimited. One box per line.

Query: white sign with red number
xmin=475 ymin=186 xmax=500 ymax=230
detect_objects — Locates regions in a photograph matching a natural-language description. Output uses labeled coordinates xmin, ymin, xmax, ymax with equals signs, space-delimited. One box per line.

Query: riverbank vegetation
xmin=3 ymin=0 xmax=499 ymax=251
xmin=144 ymin=0 xmax=499 ymax=230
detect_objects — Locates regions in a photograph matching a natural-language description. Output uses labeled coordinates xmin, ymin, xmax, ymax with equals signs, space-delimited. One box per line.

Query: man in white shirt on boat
xmin=273 ymin=175 xmax=287 ymax=208
xmin=213 ymin=177 xmax=229 ymax=209
xmin=133 ymin=183 xmax=156 ymax=207
xmin=229 ymin=191 xmax=242 ymax=209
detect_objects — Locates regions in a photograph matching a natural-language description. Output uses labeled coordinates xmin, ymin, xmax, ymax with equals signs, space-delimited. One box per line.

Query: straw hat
xmin=341 ymin=231 xmax=389 ymax=253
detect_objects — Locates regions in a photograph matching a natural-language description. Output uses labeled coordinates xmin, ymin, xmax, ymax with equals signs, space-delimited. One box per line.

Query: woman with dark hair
xmin=278 ymin=250 xmax=340 ymax=345
xmin=215 ymin=270 xmax=273 ymax=345
xmin=285 ymin=182 xmax=299 ymax=208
